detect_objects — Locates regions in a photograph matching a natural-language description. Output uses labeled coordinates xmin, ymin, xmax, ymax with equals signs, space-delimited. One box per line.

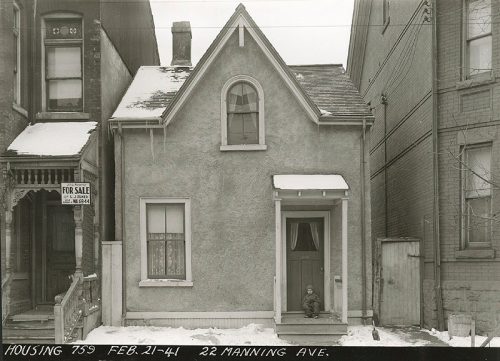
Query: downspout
xmin=431 ymin=0 xmax=444 ymax=330
xmin=360 ymin=117 xmax=367 ymax=324
xmin=381 ymin=94 xmax=388 ymax=237
xmin=120 ymin=123 xmax=126 ymax=323
xmin=31 ymin=0 xmax=37 ymax=121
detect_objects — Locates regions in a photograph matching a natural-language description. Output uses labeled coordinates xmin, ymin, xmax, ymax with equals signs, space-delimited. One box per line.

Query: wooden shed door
xmin=286 ymin=218 xmax=324 ymax=311
xmin=380 ymin=240 xmax=420 ymax=325
xmin=46 ymin=206 xmax=75 ymax=302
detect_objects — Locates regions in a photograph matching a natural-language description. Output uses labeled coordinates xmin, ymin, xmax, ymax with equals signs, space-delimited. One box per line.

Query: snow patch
xmin=423 ymin=328 xmax=500 ymax=347
xmin=74 ymin=324 xmax=291 ymax=346
xmin=319 ymin=108 xmax=332 ymax=116
xmin=112 ymin=66 xmax=192 ymax=119
xmin=7 ymin=122 xmax=97 ymax=156
xmin=273 ymin=174 xmax=349 ymax=190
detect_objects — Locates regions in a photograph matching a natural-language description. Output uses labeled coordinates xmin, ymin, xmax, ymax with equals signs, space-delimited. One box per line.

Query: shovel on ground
xmin=372 ymin=321 xmax=380 ymax=341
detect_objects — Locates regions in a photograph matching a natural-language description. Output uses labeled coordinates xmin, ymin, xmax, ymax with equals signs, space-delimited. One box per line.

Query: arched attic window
xmin=220 ymin=75 xmax=266 ymax=151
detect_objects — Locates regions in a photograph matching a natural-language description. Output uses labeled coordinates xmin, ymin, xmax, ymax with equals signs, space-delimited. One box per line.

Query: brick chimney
xmin=171 ymin=21 xmax=192 ymax=66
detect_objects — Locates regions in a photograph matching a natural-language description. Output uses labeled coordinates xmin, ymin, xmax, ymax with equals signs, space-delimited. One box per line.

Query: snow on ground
xmin=76 ymin=324 xmax=500 ymax=347
xmin=338 ymin=326 xmax=431 ymax=346
xmin=75 ymin=324 xmax=290 ymax=346
xmin=424 ymin=328 xmax=500 ymax=347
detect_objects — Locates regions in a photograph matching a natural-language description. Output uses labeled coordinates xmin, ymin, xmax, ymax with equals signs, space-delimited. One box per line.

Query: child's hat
xmin=306 ymin=284 xmax=314 ymax=290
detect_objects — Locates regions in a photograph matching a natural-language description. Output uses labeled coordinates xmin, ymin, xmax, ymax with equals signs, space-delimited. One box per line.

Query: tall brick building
xmin=1 ymin=0 xmax=159 ymax=343
xmin=348 ymin=0 xmax=499 ymax=333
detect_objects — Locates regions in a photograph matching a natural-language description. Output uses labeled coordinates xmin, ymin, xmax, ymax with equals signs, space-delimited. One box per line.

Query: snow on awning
xmin=7 ymin=122 xmax=97 ymax=156
xmin=273 ymin=174 xmax=349 ymax=190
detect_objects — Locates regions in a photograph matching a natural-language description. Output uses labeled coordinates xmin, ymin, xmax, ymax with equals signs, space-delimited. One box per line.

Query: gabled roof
xmin=109 ymin=4 xmax=373 ymax=127
xmin=161 ymin=3 xmax=320 ymax=126
xmin=4 ymin=122 xmax=97 ymax=157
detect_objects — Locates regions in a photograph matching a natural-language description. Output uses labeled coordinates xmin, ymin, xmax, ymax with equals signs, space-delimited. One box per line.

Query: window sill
xmin=456 ymin=71 xmax=495 ymax=90
xmin=36 ymin=112 xmax=90 ymax=121
xmin=455 ymin=248 xmax=495 ymax=259
xmin=139 ymin=279 xmax=193 ymax=288
xmin=12 ymin=103 xmax=28 ymax=118
xmin=220 ymin=144 xmax=267 ymax=151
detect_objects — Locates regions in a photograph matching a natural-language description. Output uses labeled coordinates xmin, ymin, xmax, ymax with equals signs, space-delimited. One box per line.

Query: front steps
xmin=276 ymin=312 xmax=347 ymax=346
xmin=3 ymin=308 xmax=55 ymax=344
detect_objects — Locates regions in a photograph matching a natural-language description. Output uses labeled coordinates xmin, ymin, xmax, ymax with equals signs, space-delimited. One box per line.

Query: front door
xmin=286 ymin=217 xmax=324 ymax=311
xmin=45 ymin=205 xmax=75 ymax=302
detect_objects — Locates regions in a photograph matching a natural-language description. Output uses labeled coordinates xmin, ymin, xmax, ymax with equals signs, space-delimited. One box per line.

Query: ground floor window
xmin=140 ymin=198 xmax=192 ymax=284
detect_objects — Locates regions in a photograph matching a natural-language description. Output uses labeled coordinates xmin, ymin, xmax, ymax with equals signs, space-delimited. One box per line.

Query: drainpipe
xmin=31 ymin=0 xmax=37 ymax=121
xmin=431 ymin=0 xmax=444 ymax=331
xmin=360 ymin=118 xmax=367 ymax=324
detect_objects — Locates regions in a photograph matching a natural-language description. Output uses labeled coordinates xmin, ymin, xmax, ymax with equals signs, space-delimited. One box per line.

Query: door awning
xmin=273 ymin=174 xmax=349 ymax=190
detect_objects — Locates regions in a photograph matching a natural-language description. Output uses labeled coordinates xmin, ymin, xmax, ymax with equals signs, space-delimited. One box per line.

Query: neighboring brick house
xmin=0 ymin=0 xmax=159 ymax=343
xmin=348 ymin=0 xmax=500 ymax=333
xmin=106 ymin=4 xmax=374 ymax=345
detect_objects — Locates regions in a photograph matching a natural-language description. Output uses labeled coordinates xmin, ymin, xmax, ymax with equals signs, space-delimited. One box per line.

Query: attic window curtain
xmin=227 ymin=82 xmax=258 ymax=144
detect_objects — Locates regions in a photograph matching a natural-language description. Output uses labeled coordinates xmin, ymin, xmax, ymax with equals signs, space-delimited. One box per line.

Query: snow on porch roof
xmin=6 ymin=122 xmax=97 ymax=157
xmin=273 ymin=174 xmax=349 ymax=190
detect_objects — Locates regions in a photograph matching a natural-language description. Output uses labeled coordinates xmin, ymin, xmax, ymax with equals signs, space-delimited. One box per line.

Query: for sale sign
xmin=61 ymin=183 xmax=91 ymax=205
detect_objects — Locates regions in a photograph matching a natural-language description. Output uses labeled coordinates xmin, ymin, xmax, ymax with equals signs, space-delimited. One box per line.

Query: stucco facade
xmin=109 ymin=5 xmax=373 ymax=332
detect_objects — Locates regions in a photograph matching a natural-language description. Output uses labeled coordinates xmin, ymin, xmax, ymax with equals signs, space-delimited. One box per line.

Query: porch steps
xmin=3 ymin=313 xmax=55 ymax=344
xmin=276 ymin=312 xmax=347 ymax=346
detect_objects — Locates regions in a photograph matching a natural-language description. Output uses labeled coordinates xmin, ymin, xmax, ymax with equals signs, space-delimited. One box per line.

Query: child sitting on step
xmin=302 ymin=284 xmax=320 ymax=318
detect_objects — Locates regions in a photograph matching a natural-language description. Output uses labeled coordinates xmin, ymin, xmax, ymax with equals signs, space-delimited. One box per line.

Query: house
xmin=1 ymin=0 xmax=159 ymax=343
xmin=347 ymin=0 xmax=500 ymax=333
xmin=107 ymin=4 xmax=373 ymax=345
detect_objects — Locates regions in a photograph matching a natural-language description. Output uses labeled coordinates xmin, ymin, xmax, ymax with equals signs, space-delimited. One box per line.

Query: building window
xmin=462 ymin=144 xmax=492 ymax=248
xmin=220 ymin=75 xmax=266 ymax=151
xmin=43 ymin=17 xmax=83 ymax=111
xmin=465 ymin=0 xmax=492 ymax=78
xmin=140 ymin=198 xmax=192 ymax=286
xmin=13 ymin=3 xmax=20 ymax=104
xmin=227 ymin=82 xmax=259 ymax=145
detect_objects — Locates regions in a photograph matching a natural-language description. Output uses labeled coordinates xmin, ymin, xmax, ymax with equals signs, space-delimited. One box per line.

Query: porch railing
xmin=2 ymin=274 xmax=12 ymax=324
xmin=12 ymin=168 xmax=75 ymax=187
xmin=82 ymin=274 xmax=100 ymax=316
xmin=54 ymin=275 xmax=83 ymax=344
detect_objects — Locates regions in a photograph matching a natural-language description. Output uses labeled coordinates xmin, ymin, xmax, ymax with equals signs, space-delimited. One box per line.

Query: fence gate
xmin=378 ymin=238 xmax=421 ymax=326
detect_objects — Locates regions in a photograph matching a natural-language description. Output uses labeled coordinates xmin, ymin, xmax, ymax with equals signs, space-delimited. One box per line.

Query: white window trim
xmin=139 ymin=197 xmax=192 ymax=287
xmin=13 ymin=2 xmax=21 ymax=105
xmin=220 ymin=75 xmax=266 ymax=151
xmin=463 ymin=0 xmax=492 ymax=80
xmin=460 ymin=143 xmax=493 ymax=249
xmin=41 ymin=13 xmax=84 ymax=113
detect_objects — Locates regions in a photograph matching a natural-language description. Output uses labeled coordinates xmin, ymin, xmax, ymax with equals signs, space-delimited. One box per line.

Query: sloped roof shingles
xmin=112 ymin=64 xmax=372 ymax=122
xmin=289 ymin=64 xmax=373 ymax=119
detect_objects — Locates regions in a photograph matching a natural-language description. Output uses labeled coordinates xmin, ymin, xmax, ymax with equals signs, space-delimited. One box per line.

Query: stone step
xmin=3 ymin=327 xmax=55 ymax=338
xmin=2 ymin=335 xmax=55 ymax=344
xmin=276 ymin=322 xmax=347 ymax=334
xmin=278 ymin=333 xmax=341 ymax=346
xmin=4 ymin=320 xmax=55 ymax=329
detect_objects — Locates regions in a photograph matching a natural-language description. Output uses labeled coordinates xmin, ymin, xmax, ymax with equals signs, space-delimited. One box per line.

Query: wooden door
xmin=380 ymin=240 xmax=420 ymax=325
xmin=286 ymin=217 xmax=324 ymax=311
xmin=46 ymin=205 xmax=75 ymax=302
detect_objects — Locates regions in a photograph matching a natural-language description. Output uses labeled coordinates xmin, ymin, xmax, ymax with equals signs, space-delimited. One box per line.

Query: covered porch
xmin=272 ymin=175 xmax=349 ymax=345
xmin=1 ymin=121 xmax=101 ymax=343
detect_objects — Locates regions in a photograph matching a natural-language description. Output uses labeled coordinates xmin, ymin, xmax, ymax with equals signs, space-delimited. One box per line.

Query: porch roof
xmin=272 ymin=174 xmax=349 ymax=190
xmin=5 ymin=122 xmax=97 ymax=157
